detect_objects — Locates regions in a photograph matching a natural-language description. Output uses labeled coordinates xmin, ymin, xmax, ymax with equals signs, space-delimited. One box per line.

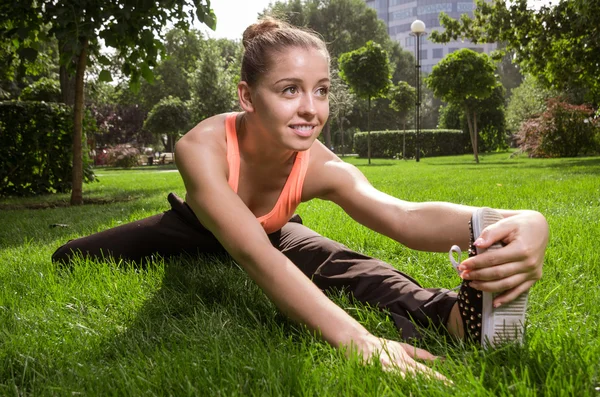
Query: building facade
xmin=365 ymin=0 xmax=496 ymax=73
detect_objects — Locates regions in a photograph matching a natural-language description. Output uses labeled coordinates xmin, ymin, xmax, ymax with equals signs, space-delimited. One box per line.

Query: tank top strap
xmin=225 ymin=113 xmax=240 ymax=192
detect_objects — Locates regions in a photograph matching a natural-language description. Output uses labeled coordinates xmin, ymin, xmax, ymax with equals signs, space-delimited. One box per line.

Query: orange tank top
xmin=225 ymin=113 xmax=310 ymax=234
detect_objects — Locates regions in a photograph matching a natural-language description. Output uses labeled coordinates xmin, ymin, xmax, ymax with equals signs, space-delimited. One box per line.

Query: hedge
xmin=0 ymin=101 xmax=95 ymax=196
xmin=353 ymin=129 xmax=468 ymax=158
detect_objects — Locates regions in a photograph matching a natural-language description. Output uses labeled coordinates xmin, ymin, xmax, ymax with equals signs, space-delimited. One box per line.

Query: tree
xmin=388 ymin=81 xmax=416 ymax=159
xmin=430 ymin=0 xmax=600 ymax=105
xmin=329 ymin=69 xmax=356 ymax=156
xmin=0 ymin=1 xmax=215 ymax=205
xmin=506 ymin=75 xmax=555 ymax=133
xmin=138 ymin=28 xmax=206 ymax=112
xmin=144 ymin=96 xmax=191 ymax=155
xmin=339 ymin=41 xmax=391 ymax=164
xmin=187 ymin=39 xmax=239 ymax=124
xmin=426 ymin=49 xmax=499 ymax=163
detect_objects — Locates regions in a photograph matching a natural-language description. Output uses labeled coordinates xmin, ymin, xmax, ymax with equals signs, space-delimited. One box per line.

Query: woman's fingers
xmin=462 ymin=261 xmax=522 ymax=282
xmin=460 ymin=242 xmax=526 ymax=271
xmin=401 ymin=342 xmax=439 ymax=362
xmin=469 ymin=272 xmax=526 ymax=293
xmin=491 ymin=279 xmax=535 ymax=306
xmin=380 ymin=348 xmax=450 ymax=383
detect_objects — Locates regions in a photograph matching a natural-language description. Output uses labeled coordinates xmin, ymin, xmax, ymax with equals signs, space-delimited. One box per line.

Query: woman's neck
xmin=236 ymin=112 xmax=297 ymax=167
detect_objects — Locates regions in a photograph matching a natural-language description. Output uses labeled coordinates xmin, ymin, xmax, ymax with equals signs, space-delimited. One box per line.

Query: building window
xmin=391 ymin=0 xmax=414 ymax=6
xmin=392 ymin=8 xmax=414 ymax=20
xmin=449 ymin=47 xmax=460 ymax=53
xmin=420 ymin=49 xmax=428 ymax=60
xmin=405 ymin=36 xmax=414 ymax=47
xmin=469 ymin=47 xmax=484 ymax=53
xmin=433 ymin=48 xmax=443 ymax=58
xmin=417 ymin=3 xmax=453 ymax=15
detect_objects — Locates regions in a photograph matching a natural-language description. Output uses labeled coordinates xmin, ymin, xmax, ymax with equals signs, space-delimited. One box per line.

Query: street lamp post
xmin=410 ymin=20 xmax=426 ymax=162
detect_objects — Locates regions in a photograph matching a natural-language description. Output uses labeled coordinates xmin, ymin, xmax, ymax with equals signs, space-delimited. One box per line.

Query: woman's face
xmin=244 ymin=46 xmax=330 ymax=152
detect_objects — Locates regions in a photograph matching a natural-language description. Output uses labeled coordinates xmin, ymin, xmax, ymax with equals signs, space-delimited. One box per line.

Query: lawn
xmin=1 ymin=152 xmax=599 ymax=396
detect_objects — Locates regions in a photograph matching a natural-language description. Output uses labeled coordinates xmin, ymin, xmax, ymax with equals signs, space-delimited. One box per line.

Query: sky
xmin=197 ymin=0 xmax=276 ymax=40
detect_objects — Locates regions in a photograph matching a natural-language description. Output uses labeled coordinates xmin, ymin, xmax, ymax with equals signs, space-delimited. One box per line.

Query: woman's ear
xmin=237 ymin=81 xmax=255 ymax=113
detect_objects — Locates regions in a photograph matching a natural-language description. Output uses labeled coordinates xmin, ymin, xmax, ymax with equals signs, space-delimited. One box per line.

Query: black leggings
xmin=52 ymin=193 xmax=457 ymax=340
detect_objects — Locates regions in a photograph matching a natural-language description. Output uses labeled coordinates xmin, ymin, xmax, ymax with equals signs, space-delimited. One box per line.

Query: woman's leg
xmin=269 ymin=218 xmax=457 ymax=341
xmin=52 ymin=193 xmax=226 ymax=264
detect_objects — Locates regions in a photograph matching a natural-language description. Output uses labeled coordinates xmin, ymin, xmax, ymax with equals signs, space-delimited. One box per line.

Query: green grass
xmin=1 ymin=153 xmax=599 ymax=396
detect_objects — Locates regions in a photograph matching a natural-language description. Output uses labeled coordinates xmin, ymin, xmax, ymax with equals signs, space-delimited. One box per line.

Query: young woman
xmin=53 ymin=18 xmax=549 ymax=379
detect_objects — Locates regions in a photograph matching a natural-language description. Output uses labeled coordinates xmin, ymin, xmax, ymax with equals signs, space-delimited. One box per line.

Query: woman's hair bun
xmin=242 ymin=17 xmax=288 ymax=48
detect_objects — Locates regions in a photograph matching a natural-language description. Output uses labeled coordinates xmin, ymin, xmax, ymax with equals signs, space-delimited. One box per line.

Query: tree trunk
xmin=465 ymin=107 xmax=479 ymax=164
xmin=70 ymin=38 xmax=88 ymax=205
xmin=338 ymin=115 xmax=345 ymax=157
xmin=367 ymin=96 xmax=371 ymax=165
xmin=59 ymin=42 xmax=76 ymax=106
xmin=473 ymin=111 xmax=479 ymax=163
xmin=402 ymin=118 xmax=406 ymax=160
xmin=323 ymin=119 xmax=332 ymax=150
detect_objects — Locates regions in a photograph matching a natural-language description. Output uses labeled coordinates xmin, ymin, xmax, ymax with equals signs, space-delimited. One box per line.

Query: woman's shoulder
xmin=180 ymin=113 xmax=237 ymax=145
xmin=302 ymin=140 xmax=365 ymax=201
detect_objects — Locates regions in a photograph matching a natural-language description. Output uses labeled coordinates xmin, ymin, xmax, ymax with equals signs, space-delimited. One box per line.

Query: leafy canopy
xmin=388 ymin=81 xmax=416 ymax=122
xmin=429 ymin=0 xmax=600 ymax=104
xmin=0 ymin=0 xmax=216 ymax=91
xmin=338 ymin=41 xmax=391 ymax=101
xmin=426 ymin=49 xmax=498 ymax=107
xmin=144 ymin=96 xmax=191 ymax=139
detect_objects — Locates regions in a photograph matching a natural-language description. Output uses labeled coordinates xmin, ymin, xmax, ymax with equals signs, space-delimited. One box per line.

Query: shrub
xmin=105 ymin=144 xmax=141 ymax=168
xmin=19 ymin=77 xmax=61 ymax=102
xmin=515 ymin=97 xmax=599 ymax=157
xmin=0 ymin=101 xmax=96 ymax=196
xmin=354 ymin=129 xmax=467 ymax=158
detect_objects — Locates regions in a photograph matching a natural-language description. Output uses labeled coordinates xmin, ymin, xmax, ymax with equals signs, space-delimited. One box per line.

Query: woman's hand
xmin=350 ymin=334 xmax=449 ymax=382
xmin=459 ymin=210 xmax=549 ymax=307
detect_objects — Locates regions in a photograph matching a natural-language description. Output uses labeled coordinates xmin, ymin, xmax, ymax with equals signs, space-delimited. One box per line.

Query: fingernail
xmin=461 ymin=272 xmax=470 ymax=280
xmin=458 ymin=265 xmax=466 ymax=271
xmin=474 ymin=238 xmax=484 ymax=246
xmin=493 ymin=302 xmax=502 ymax=308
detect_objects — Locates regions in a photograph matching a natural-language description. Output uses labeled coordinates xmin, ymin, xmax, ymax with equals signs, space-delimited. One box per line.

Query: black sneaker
xmin=455 ymin=207 xmax=529 ymax=347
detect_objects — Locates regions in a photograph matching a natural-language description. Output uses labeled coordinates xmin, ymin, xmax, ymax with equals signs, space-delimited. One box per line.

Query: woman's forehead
xmin=265 ymin=47 xmax=330 ymax=79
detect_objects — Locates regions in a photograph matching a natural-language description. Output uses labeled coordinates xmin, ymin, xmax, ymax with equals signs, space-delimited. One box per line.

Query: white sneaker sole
xmin=472 ymin=207 xmax=529 ymax=347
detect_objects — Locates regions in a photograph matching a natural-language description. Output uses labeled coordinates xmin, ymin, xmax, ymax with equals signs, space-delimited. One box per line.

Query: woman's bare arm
xmin=307 ymin=142 xmax=548 ymax=306
xmin=173 ymin=119 xmax=449 ymax=380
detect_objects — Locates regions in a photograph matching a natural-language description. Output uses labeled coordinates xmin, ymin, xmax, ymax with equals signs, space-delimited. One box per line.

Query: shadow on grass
xmin=0 ymin=191 xmax=176 ymax=249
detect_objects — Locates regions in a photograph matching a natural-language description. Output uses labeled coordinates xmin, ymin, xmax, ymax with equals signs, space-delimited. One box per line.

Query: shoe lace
xmin=424 ymin=245 xmax=463 ymax=308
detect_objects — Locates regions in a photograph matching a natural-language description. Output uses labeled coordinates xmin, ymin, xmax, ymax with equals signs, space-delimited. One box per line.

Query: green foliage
xmin=329 ymin=69 xmax=356 ymax=155
xmin=439 ymin=90 xmax=509 ymax=153
xmin=144 ymin=96 xmax=190 ymax=140
xmin=388 ymin=81 xmax=416 ymax=128
xmin=187 ymin=39 xmax=239 ymax=123
xmin=426 ymin=49 xmax=498 ymax=105
xmin=515 ymin=98 xmax=599 ymax=158
xmin=430 ymin=0 xmax=600 ymax=105
xmin=353 ymin=129 xmax=467 ymax=158
xmin=506 ymin=76 xmax=555 ymax=133
xmin=0 ymin=101 xmax=95 ymax=196
xmin=339 ymin=41 xmax=391 ymax=101
xmin=19 ymin=77 xmax=61 ymax=102
xmin=426 ymin=49 xmax=500 ymax=162
xmin=438 ymin=102 xmax=462 ymax=130
xmin=0 ymin=0 xmax=216 ymax=204
xmin=138 ymin=28 xmax=206 ymax=112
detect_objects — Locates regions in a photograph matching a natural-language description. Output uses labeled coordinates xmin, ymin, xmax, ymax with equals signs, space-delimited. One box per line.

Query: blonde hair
xmin=241 ymin=16 xmax=329 ymax=86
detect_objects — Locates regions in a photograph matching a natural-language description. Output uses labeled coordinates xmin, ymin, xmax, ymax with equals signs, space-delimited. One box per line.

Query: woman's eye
xmin=317 ymin=87 xmax=329 ymax=96
xmin=283 ymin=87 xmax=298 ymax=94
